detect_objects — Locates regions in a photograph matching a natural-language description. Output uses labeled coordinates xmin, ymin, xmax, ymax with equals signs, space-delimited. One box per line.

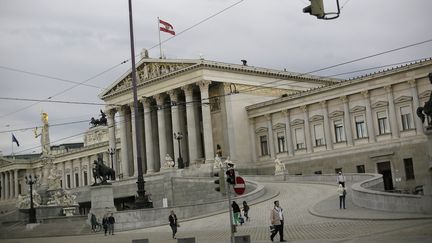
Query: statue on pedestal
xmin=417 ymin=72 xmax=432 ymax=127
xmin=274 ymin=158 xmax=286 ymax=174
xmin=163 ymin=154 xmax=175 ymax=168
xmin=92 ymin=155 xmax=115 ymax=186
xmin=213 ymin=154 xmax=223 ymax=169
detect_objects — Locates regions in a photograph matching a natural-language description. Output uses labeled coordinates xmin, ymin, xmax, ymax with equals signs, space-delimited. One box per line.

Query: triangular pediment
xmin=0 ymin=158 xmax=13 ymax=167
xmin=100 ymin=59 xmax=199 ymax=98
xmin=329 ymin=110 xmax=344 ymax=118
xmin=350 ymin=106 xmax=366 ymax=113
xmin=273 ymin=123 xmax=286 ymax=130
xmin=255 ymin=127 xmax=268 ymax=133
xmin=371 ymin=101 xmax=389 ymax=109
xmin=291 ymin=119 xmax=304 ymax=126
xmin=394 ymin=95 xmax=413 ymax=104
xmin=309 ymin=115 xmax=323 ymax=122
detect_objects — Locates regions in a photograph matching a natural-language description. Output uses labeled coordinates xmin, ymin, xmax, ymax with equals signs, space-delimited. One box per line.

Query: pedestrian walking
xmin=108 ymin=213 xmax=115 ymax=235
xmin=90 ymin=212 xmax=97 ymax=232
xmin=242 ymin=201 xmax=250 ymax=221
xmin=102 ymin=214 xmax=108 ymax=236
xmin=168 ymin=210 xmax=179 ymax=239
xmin=232 ymin=201 xmax=241 ymax=226
xmin=270 ymin=200 xmax=286 ymax=242
xmin=337 ymin=184 xmax=347 ymax=209
xmin=337 ymin=171 xmax=346 ymax=187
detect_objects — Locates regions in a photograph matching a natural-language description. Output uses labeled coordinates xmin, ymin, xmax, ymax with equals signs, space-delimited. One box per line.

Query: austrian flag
xmin=159 ymin=19 xmax=175 ymax=35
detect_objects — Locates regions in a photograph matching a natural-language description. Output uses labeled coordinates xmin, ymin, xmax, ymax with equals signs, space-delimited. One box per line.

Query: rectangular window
xmin=295 ymin=128 xmax=305 ymax=150
xmin=75 ymin=173 xmax=79 ymax=187
xmin=67 ymin=175 xmax=71 ymax=188
xmin=260 ymin=135 xmax=269 ymax=156
xmin=313 ymin=124 xmax=325 ymax=146
xmin=356 ymin=165 xmax=365 ymax=173
xmin=314 ymin=170 xmax=322 ymax=175
xmin=335 ymin=168 xmax=342 ymax=174
xmin=334 ymin=120 xmax=345 ymax=143
xmin=400 ymin=106 xmax=412 ymax=130
xmin=355 ymin=116 xmax=366 ymax=138
xmin=277 ymin=132 xmax=286 ymax=153
xmin=404 ymin=158 xmax=415 ymax=180
xmin=377 ymin=111 xmax=388 ymax=135
xmin=84 ymin=172 xmax=88 ymax=186
xmin=60 ymin=180 xmax=63 ymax=188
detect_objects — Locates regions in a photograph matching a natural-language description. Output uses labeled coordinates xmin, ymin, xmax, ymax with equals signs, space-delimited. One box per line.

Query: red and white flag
xmin=159 ymin=19 xmax=175 ymax=35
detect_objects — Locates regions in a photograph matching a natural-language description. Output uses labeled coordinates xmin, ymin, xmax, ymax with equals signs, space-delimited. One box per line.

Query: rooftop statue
xmin=90 ymin=109 xmax=108 ymax=127
xmin=416 ymin=72 xmax=432 ymax=127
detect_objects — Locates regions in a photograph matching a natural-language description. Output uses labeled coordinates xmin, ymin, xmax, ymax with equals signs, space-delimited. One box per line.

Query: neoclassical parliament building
xmin=1 ymin=53 xmax=431 ymax=210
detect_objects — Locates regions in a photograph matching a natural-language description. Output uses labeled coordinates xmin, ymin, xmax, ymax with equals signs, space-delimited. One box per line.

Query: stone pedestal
xmin=90 ymin=185 xmax=116 ymax=219
xmin=424 ymin=128 xmax=432 ymax=195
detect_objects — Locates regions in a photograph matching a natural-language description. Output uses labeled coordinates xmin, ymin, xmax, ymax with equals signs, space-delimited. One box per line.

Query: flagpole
xmin=11 ymin=133 xmax=14 ymax=160
xmin=157 ymin=17 xmax=162 ymax=58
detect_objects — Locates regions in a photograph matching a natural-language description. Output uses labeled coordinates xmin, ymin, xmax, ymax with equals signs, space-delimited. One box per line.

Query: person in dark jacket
xmin=232 ymin=201 xmax=241 ymax=226
xmin=102 ymin=214 xmax=108 ymax=236
xmin=108 ymin=213 xmax=115 ymax=235
xmin=242 ymin=201 xmax=250 ymax=221
xmin=168 ymin=210 xmax=178 ymax=239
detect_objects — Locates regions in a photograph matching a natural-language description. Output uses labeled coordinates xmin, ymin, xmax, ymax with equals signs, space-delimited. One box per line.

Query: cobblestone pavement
xmin=1 ymin=182 xmax=432 ymax=243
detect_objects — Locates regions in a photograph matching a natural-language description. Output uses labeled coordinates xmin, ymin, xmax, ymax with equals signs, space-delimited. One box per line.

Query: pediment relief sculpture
xmin=371 ymin=101 xmax=389 ymax=109
xmin=350 ymin=106 xmax=366 ymax=113
xmin=419 ymin=90 xmax=431 ymax=99
xmin=394 ymin=95 xmax=413 ymax=104
xmin=291 ymin=119 xmax=304 ymax=126
xmin=272 ymin=123 xmax=286 ymax=130
xmin=329 ymin=110 xmax=344 ymax=118
xmin=309 ymin=115 xmax=323 ymax=122
xmin=255 ymin=127 xmax=268 ymax=134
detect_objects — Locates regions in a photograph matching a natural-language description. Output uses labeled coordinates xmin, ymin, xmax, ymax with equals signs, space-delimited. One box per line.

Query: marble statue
xmin=214 ymin=154 xmax=223 ymax=169
xmin=163 ymin=154 xmax=175 ymax=168
xmin=47 ymin=189 xmax=78 ymax=206
xmin=16 ymin=190 xmax=42 ymax=209
xmin=47 ymin=164 xmax=61 ymax=190
xmin=274 ymin=158 xmax=286 ymax=174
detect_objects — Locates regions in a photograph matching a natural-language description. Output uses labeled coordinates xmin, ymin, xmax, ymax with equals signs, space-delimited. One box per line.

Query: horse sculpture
xmin=90 ymin=110 xmax=108 ymax=127
xmin=416 ymin=72 xmax=432 ymax=127
xmin=92 ymin=156 xmax=115 ymax=186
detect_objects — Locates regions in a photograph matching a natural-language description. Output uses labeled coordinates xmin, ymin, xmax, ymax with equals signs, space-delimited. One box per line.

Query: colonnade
xmin=0 ymin=170 xmax=19 ymax=200
xmin=107 ymin=81 xmax=215 ymax=178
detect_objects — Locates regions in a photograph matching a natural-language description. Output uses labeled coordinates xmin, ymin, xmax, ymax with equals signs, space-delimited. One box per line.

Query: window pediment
xmin=419 ymin=90 xmax=431 ymax=99
xmin=329 ymin=110 xmax=344 ymax=118
xmin=350 ymin=106 xmax=365 ymax=113
xmin=255 ymin=127 xmax=268 ymax=134
xmin=273 ymin=123 xmax=286 ymax=130
xmin=394 ymin=96 xmax=413 ymax=104
xmin=371 ymin=101 xmax=389 ymax=109
xmin=309 ymin=115 xmax=323 ymax=122
xmin=291 ymin=119 xmax=304 ymax=126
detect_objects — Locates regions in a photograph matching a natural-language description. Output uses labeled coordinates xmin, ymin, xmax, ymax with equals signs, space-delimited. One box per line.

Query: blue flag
xmin=12 ymin=133 xmax=20 ymax=147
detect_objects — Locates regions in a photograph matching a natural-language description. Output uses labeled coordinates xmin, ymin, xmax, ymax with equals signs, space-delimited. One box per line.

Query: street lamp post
xmin=25 ymin=175 xmax=38 ymax=223
xmin=127 ymin=0 xmax=152 ymax=208
xmin=108 ymin=148 xmax=115 ymax=170
xmin=173 ymin=132 xmax=184 ymax=168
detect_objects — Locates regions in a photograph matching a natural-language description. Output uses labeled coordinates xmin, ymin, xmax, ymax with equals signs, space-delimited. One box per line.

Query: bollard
xmin=177 ymin=237 xmax=196 ymax=243
xmin=132 ymin=239 xmax=149 ymax=243
xmin=235 ymin=235 xmax=251 ymax=243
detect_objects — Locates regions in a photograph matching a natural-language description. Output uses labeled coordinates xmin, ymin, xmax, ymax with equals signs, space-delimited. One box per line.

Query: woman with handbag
xmin=168 ymin=210 xmax=179 ymax=239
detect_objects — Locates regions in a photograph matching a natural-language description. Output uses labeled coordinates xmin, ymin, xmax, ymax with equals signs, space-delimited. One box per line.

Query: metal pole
xmin=127 ymin=0 xmax=151 ymax=208
xmin=224 ymin=163 xmax=235 ymax=243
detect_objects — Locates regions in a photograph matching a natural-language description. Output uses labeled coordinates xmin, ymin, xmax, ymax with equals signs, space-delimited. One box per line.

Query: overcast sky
xmin=0 ymin=0 xmax=431 ymax=156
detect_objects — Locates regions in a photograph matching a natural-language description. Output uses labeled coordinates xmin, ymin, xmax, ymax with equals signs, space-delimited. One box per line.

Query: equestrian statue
xmin=90 ymin=110 xmax=108 ymax=127
xmin=416 ymin=72 xmax=432 ymax=127
xmin=92 ymin=155 xmax=115 ymax=186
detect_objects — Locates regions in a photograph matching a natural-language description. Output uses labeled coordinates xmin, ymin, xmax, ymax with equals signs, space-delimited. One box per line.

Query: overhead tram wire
xmin=0 ymin=60 xmax=128 ymax=119
xmin=235 ymin=38 xmax=432 ymax=95
xmin=0 ymin=97 xmax=118 ymax=106
xmin=0 ymin=65 xmax=103 ymax=89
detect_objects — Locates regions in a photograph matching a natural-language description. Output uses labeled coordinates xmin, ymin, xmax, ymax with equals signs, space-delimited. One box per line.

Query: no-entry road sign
xmin=234 ymin=176 xmax=245 ymax=195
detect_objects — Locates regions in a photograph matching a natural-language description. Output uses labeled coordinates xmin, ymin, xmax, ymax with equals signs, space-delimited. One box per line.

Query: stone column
xmin=282 ymin=110 xmax=295 ymax=156
xmin=155 ymin=94 xmax=167 ymax=170
xmin=265 ymin=114 xmax=276 ymax=158
xmin=87 ymin=156 xmax=93 ymax=185
xmin=143 ymin=98 xmax=155 ymax=173
xmin=168 ymin=91 xmax=181 ymax=167
xmin=5 ymin=171 xmax=9 ymax=199
xmin=341 ymin=96 xmax=353 ymax=146
xmin=0 ymin=172 xmax=4 ymax=200
xmin=385 ymin=85 xmax=400 ymax=138
xmin=62 ymin=162 xmax=66 ymax=189
xmin=14 ymin=170 xmax=18 ymax=198
xmin=362 ymin=90 xmax=376 ymax=143
xmin=78 ymin=159 xmax=83 ymax=187
xmin=182 ymin=85 xmax=198 ymax=164
xmin=301 ymin=105 xmax=313 ymax=153
xmin=71 ymin=160 xmax=77 ymax=188
xmin=249 ymin=118 xmax=257 ymax=162
xmin=320 ymin=101 xmax=333 ymax=150
xmin=129 ymin=103 xmax=138 ymax=177
xmin=106 ymin=108 xmax=117 ymax=171
xmin=198 ymin=81 xmax=215 ymax=162
xmin=119 ymin=106 xmax=130 ymax=177
xmin=408 ymin=80 xmax=424 ymax=134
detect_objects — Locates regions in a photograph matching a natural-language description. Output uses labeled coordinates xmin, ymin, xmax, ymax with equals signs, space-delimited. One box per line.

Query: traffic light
xmin=226 ymin=168 xmax=236 ymax=185
xmin=303 ymin=0 xmax=325 ymax=19
xmin=214 ymin=169 xmax=226 ymax=194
